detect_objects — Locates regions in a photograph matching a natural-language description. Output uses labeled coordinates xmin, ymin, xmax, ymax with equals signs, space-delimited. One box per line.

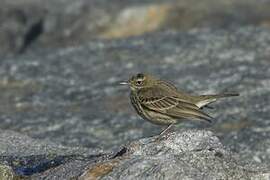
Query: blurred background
xmin=0 ymin=0 xmax=270 ymax=168
xmin=2 ymin=0 xmax=270 ymax=56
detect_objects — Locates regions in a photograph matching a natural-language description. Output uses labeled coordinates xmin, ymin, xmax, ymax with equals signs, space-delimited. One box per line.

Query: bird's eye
xmin=136 ymin=80 xmax=143 ymax=85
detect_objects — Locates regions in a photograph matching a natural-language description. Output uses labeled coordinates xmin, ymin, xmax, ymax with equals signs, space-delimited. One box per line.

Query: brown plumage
xmin=120 ymin=73 xmax=239 ymax=136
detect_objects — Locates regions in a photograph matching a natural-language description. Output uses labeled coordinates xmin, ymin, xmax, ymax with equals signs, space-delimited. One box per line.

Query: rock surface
xmin=0 ymin=130 xmax=109 ymax=179
xmin=1 ymin=25 xmax=270 ymax=158
xmin=0 ymin=129 xmax=269 ymax=179
xmin=1 ymin=0 xmax=270 ymax=56
xmin=0 ymin=0 xmax=270 ymax=179
xmin=0 ymin=164 xmax=15 ymax=180
xmin=92 ymin=130 xmax=269 ymax=180
xmin=0 ymin=26 xmax=270 ymax=178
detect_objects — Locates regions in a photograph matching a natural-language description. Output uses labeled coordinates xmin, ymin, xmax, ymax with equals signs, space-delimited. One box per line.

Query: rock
xmin=0 ymin=130 xmax=268 ymax=179
xmin=0 ymin=164 xmax=16 ymax=180
xmin=0 ymin=1 xmax=44 ymax=56
xmin=0 ymin=130 xmax=109 ymax=179
xmin=1 ymin=1 xmax=270 ymax=178
xmin=2 ymin=129 xmax=268 ymax=179
xmin=2 ymin=0 xmax=270 ymax=55
xmin=1 ymin=25 xmax=270 ymax=166
xmin=81 ymin=130 xmax=269 ymax=180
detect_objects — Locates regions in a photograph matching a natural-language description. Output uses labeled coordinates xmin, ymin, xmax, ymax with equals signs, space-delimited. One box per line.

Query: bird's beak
xmin=119 ymin=81 xmax=129 ymax=85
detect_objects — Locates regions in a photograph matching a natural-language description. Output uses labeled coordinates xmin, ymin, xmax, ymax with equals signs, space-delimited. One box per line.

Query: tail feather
xmin=195 ymin=93 xmax=239 ymax=108
xmin=199 ymin=93 xmax=239 ymax=99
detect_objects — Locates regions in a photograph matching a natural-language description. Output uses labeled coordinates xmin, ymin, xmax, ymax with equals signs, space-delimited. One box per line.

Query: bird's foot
xmin=152 ymin=124 xmax=174 ymax=143
xmin=154 ymin=133 xmax=169 ymax=142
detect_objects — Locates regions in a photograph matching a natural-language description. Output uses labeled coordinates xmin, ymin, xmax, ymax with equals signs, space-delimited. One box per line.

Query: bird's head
xmin=120 ymin=73 xmax=157 ymax=91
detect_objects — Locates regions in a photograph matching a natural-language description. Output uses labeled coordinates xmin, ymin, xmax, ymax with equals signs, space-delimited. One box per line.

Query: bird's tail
xmin=200 ymin=93 xmax=239 ymax=99
xmin=195 ymin=93 xmax=239 ymax=108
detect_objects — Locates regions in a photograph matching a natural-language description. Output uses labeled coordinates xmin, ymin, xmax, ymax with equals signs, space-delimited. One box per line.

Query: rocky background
xmin=0 ymin=0 xmax=270 ymax=179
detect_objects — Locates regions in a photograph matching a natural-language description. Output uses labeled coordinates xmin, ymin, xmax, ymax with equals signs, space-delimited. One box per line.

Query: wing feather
xmin=137 ymin=86 xmax=213 ymax=123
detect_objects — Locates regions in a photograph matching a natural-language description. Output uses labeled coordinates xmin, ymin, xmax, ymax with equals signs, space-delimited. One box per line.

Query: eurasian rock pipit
xmin=120 ymin=73 xmax=239 ymax=137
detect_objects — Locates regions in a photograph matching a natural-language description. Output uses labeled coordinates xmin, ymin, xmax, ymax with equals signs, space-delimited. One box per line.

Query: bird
xmin=120 ymin=73 xmax=239 ymax=138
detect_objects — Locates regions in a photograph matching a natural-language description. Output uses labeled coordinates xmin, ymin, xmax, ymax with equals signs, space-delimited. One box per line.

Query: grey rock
xmin=83 ymin=130 xmax=269 ymax=180
xmin=0 ymin=130 xmax=103 ymax=156
xmin=0 ymin=130 xmax=108 ymax=179
xmin=2 ymin=0 xmax=270 ymax=56
xmin=1 ymin=26 xmax=270 ymax=166
xmin=0 ymin=1 xmax=45 ymax=56
xmin=0 ymin=129 xmax=268 ymax=179
xmin=31 ymin=160 xmax=94 ymax=180
xmin=0 ymin=0 xmax=269 ymax=179
xmin=0 ymin=9 xmax=270 ymax=178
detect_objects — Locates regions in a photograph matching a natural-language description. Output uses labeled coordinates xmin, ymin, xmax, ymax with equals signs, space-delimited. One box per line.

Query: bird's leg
xmin=159 ymin=124 xmax=173 ymax=136
xmin=154 ymin=124 xmax=173 ymax=142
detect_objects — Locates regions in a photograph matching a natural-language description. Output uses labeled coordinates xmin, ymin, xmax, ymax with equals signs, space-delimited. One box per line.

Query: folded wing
xmin=137 ymin=86 xmax=213 ymax=123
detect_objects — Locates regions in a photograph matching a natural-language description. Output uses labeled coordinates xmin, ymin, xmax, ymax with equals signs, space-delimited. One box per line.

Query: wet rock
xmin=81 ymin=130 xmax=269 ymax=180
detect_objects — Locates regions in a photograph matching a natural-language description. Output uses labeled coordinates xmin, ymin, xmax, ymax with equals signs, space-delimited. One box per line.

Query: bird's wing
xmin=137 ymin=87 xmax=213 ymax=123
